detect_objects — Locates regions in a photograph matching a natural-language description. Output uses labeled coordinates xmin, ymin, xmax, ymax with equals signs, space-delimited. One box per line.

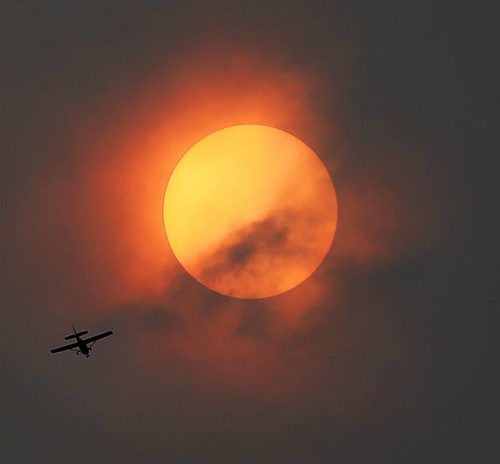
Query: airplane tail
xmin=65 ymin=331 xmax=88 ymax=340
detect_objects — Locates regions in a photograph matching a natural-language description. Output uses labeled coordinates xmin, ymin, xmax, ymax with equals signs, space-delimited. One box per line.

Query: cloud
xmin=199 ymin=213 xmax=293 ymax=286
xmin=192 ymin=207 xmax=333 ymax=298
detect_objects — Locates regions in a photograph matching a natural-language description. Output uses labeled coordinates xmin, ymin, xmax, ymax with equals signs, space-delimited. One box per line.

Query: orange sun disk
xmin=163 ymin=124 xmax=338 ymax=299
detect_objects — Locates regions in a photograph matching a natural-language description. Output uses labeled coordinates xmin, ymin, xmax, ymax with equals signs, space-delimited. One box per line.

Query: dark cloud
xmin=199 ymin=212 xmax=295 ymax=279
xmin=211 ymin=215 xmax=290 ymax=269
xmin=194 ymin=206 xmax=335 ymax=297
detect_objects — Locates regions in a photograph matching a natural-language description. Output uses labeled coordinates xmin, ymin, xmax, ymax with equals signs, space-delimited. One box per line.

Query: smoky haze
xmin=1 ymin=1 xmax=497 ymax=463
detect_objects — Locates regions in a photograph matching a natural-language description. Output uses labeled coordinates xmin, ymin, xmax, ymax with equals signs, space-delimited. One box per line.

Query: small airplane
xmin=50 ymin=325 xmax=113 ymax=358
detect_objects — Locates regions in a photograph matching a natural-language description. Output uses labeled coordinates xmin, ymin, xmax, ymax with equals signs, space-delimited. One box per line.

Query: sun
xmin=163 ymin=124 xmax=337 ymax=298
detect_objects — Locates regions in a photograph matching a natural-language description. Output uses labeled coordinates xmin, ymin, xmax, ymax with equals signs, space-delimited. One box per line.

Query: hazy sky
xmin=1 ymin=1 xmax=497 ymax=463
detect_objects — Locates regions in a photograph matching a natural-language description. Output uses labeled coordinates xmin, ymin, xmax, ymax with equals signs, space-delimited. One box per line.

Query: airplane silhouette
xmin=51 ymin=325 xmax=113 ymax=358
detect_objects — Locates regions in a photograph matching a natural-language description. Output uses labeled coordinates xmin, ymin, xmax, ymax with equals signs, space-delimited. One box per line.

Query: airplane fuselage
xmin=76 ymin=336 xmax=90 ymax=357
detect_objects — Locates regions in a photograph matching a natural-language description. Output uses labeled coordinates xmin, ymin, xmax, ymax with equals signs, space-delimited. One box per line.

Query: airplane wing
xmin=82 ymin=330 xmax=113 ymax=344
xmin=51 ymin=342 xmax=79 ymax=353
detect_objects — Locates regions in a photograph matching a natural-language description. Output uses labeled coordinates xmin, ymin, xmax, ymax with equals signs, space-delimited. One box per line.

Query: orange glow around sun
xmin=34 ymin=49 xmax=427 ymax=403
xmin=45 ymin=50 xmax=342 ymax=312
xmin=164 ymin=124 xmax=338 ymax=298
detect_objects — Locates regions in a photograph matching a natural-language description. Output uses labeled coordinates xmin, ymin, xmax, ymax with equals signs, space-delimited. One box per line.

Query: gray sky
xmin=1 ymin=1 xmax=497 ymax=463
